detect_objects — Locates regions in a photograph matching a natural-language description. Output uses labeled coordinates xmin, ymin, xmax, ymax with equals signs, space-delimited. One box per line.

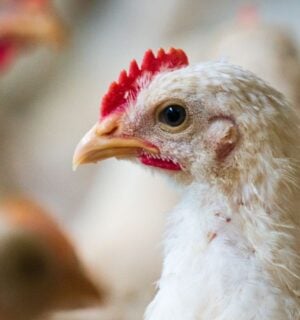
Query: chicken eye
xmin=158 ymin=104 xmax=187 ymax=127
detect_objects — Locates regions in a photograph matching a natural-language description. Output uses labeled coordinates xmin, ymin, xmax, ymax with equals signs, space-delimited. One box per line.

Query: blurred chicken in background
xmin=207 ymin=5 xmax=300 ymax=108
xmin=0 ymin=3 xmax=107 ymax=319
xmin=0 ymin=0 xmax=68 ymax=197
xmin=0 ymin=0 xmax=67 ymax=71
xmin=0 ymin=198 xmax=103 ymax=320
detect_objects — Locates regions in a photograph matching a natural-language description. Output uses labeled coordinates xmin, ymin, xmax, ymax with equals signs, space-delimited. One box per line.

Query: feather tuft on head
xmin=100 ymin=48 xmax=189 ymax=118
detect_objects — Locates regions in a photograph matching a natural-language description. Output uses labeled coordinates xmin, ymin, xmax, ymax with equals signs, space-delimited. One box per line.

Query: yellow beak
xmin=73 ymin=114 xmax=158 ymax=170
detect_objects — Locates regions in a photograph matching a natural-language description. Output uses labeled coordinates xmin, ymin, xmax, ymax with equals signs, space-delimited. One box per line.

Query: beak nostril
xmin=101 ymin=126 xmax=118 ymax=137
xmin=96 ymin=125 xmax=119 ymax=138
xmin=96 ymin=114 xmax=122 ymax=137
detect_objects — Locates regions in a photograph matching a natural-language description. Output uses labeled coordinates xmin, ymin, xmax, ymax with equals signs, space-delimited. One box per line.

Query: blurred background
xmin=0 ymin=0 xmax=300 ymax=319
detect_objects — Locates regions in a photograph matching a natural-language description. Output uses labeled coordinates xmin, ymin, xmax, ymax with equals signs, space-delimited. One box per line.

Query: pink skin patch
xmin=139 ymin=153 xmax=182 ymax=171
xmin=207 ymin=232 xmax=217 ymax=243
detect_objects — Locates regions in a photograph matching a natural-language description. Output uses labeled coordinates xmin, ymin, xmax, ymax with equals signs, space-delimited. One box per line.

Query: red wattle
xmin=139 ymin=154 xmax=181 ymax=171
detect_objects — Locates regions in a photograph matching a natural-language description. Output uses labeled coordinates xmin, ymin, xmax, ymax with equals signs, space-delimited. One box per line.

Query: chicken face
xmin=118 ymin=69 xmax=204 ymax=182
xmin=74 ymin=49 xmax=296 ymax=186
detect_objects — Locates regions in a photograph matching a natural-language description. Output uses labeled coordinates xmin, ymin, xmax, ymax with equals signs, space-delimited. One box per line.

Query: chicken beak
xmin=73 ymin=114 xmax=158 ymax=170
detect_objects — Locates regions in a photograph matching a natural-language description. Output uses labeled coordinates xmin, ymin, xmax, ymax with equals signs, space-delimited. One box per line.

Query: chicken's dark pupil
xmin=161 ymin=105 xmax=186 ymax=127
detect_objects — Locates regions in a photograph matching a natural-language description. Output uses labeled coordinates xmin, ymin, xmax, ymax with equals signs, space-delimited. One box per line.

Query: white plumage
xmin=146 ymin=63 xmax=300 ymax=319
xmin=75 ymin=55 xmax=300 ymax=319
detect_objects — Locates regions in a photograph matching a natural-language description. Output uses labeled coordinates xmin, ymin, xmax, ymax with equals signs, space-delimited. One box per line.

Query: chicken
xmin=0 ymin=0 xmax=67 ymax=196
xmin=0 ymin=197 xmax=103 ymax=320
xmin=0 ymin=0 xmax=66 ymax=70
xmin=208 ymin=5 xmax=300 ymax=109
xmin=74 ymin=48 xmax=300 ymax=319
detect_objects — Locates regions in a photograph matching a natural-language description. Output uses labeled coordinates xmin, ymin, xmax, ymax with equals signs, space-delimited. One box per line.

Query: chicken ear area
xmin=205 ymin=117 xmax=239 ymax=162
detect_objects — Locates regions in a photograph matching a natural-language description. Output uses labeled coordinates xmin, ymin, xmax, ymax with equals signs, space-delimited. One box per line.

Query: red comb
xmin=100 ymin=48 xmax=189 ymax=118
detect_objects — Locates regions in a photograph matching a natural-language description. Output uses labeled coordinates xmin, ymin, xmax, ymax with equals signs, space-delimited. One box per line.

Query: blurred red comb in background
xmin=237 ymin=4 xmax=260 ymax=26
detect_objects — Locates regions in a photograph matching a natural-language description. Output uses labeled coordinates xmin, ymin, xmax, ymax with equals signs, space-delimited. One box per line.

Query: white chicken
xmin=74 ymin=48 xmax=300 ymax=319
